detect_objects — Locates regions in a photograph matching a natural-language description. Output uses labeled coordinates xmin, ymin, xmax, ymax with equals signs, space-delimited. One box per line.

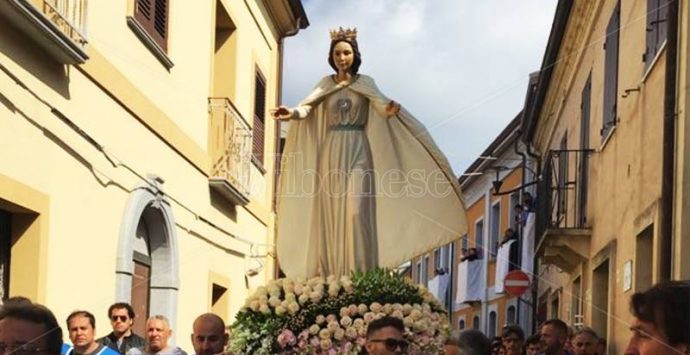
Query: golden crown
xmin=329 ymin=27 xmax=357 ymax=41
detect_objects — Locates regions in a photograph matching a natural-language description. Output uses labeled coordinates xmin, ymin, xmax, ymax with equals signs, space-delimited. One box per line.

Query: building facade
xmin=410 ymin=114 xmax=537 ymax=337
xmin=522 ymin=0 xmax=690 ymax=353
xmin=0 ymin=0 xmax=307 ymax=348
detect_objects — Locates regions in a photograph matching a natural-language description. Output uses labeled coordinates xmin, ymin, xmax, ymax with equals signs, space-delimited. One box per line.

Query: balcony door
xmin=578 ymin=75 xmax=591 ymax=226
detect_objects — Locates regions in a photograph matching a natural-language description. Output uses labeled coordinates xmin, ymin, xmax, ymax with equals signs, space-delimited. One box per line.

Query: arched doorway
xmin=115 ymin=184 xmax=179 ymax=337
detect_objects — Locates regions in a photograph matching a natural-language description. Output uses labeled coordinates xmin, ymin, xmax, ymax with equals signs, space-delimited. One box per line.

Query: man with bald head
xmin=191 ymin=314 xmax=227 ymax=355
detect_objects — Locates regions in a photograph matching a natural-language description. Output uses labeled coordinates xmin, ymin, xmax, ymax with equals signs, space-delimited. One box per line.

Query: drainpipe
xmin=524 ymin=141 xmax=541 ymax=334
xmin=513 ymin=130 xmax=527 ymax=329
xmin=660 ymin=0 xmax=678 ymax=282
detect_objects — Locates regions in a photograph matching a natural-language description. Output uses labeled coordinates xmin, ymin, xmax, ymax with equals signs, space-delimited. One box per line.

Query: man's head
xmin=540 ymin=319 xmax=568 ymax=355
xmin=107 ymin=303 xmax=135 ymax=337
xmin=146 ymin=315 xmax=172 ymax=353
xmin=501 ymin=325 xmax=525 ymax=355
xmin=625 ymin=281 xmax=690 ymax=355
xmin=0 ymin=301 xmax=63 ymax=355
xmin=365 ymin=316 xmax=407 ymax=354
xmin=450 ymin=330 xmax=491 ymax=355
xmin=525 ymin=334 xmax=541 ymax=355
xmin=66 ymin=311 xmax=97 ymax=352
xmin=571 ymin=327 xmax=598 ymax=355
xmin=191 ymin=313 xmax=227 ymax=355
xmin=444 ymin=330 xmax=461 ymax=355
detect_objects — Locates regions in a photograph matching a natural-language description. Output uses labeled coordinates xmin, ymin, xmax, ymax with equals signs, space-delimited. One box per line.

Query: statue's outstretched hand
xmin=385 ymin=100 xmax=401 ymax=117
xmin=271 ymin=106 xmax=294 ymax=120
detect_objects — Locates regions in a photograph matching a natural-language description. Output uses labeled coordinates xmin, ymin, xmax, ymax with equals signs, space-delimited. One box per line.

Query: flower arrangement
xmin=229 ymin=269 xmax=449 ymax=354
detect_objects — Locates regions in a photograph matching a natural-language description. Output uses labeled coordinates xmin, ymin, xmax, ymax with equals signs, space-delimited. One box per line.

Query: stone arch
xmin=115 ymin=183 xmax=179 ymax=335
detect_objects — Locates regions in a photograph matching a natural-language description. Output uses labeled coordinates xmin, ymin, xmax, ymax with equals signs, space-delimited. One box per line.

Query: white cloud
xmin=282 ymin=0 xmax=556 ymax=173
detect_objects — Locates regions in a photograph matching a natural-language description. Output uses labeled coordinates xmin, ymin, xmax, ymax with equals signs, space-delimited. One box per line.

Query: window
xmin=211 ymin=283 xmax=229 ymax=317
xmin=507 ymin=305 xmax=516 ymax=325
xmin=462 ymin=234 xmax=468 ymax=251
xmin=644 ymin=0 xmax=669 ymax=69
xmin=421 ymin=255 xmax=430 ymax=285
xmin=602 ymin=2 xmax=620 ymax=139
xmin=253 ymin=70 xmax=267 ymax=167
xmin=509 ymin=193 xmax=520 ymax=229
xmin=489 ymin=202 xmax=501 ymax=257
xmin=488 ymin=311 xmax=497 ymax=338
xmin=472 ymin=315 xmax=480 ymax=330
xmin=459 ymin=319 xmax=466 ymax=330
xmin=475 ymin=219 xmax=484 ymax=255
xmin=434 ymin=248 xmax=441 ymax=270
xmin=133 ymin=0 xmax=169 ymax=51
xmin=572 ymin=277 xmax=583 ymax=326
xmin=0 ymin=210 xmax=10 ymax=302
xmin=416 ymin=261 xmax=422 ymax=283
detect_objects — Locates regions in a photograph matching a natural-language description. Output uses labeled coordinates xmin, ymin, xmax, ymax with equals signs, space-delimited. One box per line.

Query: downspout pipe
xmin=660 ymin=0 xmax=678 ymax=282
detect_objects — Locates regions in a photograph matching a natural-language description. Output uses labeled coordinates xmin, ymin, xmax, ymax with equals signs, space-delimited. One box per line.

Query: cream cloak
xmin=277 ymin=74 xmax=468 ymax=278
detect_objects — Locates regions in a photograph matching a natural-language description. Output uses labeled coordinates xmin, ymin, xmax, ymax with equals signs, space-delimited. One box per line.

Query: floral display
xmin=229 ymin=269 xmax=449 ymax=354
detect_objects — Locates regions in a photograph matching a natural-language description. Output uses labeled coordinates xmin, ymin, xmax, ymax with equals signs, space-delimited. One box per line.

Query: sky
xmin=281 ymin=0 xmax=558 ymax=175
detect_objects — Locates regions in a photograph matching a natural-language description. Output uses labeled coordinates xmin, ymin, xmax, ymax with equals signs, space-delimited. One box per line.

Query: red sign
xmin=504 ymin=270 xmax=531 ymax=297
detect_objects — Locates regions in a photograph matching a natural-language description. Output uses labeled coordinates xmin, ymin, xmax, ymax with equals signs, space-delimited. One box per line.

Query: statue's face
xmin=332 ymin=41 xmax=354 ymax=72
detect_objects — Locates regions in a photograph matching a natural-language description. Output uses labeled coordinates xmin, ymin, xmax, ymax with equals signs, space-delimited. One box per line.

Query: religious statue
xmin=273 ymin=27 xmax=467 ymax=278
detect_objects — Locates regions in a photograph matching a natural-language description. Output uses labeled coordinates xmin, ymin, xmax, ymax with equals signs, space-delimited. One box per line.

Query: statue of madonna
xmin=272 ymin=28 xmax=467 ymax=278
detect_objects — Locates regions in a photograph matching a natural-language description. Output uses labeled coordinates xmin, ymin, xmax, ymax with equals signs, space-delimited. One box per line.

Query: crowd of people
xmin=0 ymin=281 xmax=688 ymax=354
xmin=0 ymin=299 xmax=227 ymax=355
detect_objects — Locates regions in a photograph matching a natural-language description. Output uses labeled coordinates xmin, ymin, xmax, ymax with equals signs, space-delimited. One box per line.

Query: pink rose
xmin=277 ymin=329 xmax=296 ymax=348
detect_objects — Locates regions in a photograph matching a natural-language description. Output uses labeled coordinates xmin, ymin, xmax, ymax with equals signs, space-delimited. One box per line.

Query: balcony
xmin=0 ymin=0 xmax=88 ymax=64
xmin=208 ymin=98 xmax=253 ymax=206
xmin=535 ymin=149 xmax=593 ymax=272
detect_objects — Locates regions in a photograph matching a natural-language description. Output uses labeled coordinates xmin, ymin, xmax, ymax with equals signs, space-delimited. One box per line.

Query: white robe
xmin=276 ymin=74 xmax=468 ymax=278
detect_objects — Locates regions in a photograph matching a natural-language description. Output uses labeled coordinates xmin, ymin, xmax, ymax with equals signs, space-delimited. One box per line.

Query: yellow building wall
xmin=0 ymin=0 xmax=295 ymax=351
xmin=531 ymin=0 xmax=666 ymax=352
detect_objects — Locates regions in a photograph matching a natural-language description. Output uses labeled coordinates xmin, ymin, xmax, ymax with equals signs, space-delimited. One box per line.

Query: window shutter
xmin=602 ymin=2 xmax=620 ymax=139
xmin=656 ymin=0 xmax=669 ymax=53
xmin=644 ymin=0 xmax=659 ymax=66
xmin=134 ymin=0 xmax=168 ymax=51
xmin=253 ymin=73 xmax=267 ymax=164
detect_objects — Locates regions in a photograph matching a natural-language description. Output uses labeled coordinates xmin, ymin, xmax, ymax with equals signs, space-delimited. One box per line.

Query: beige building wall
xmin=0 ymin=0 xmax=306 ymax=350
xmin=525 ymin=0 xmax=669 ymax=353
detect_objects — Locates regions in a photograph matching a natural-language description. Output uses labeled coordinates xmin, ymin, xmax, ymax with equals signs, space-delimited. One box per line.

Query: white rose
xmin=316 ymin=315 xmax=326 ymax=325
xmin=309 ymin=324 xmax=320 ymax=335
xmin=319 ymin=329 xmax=331 ymax=340
xmin=275 ymin=305 xmax=286 ymax=316
xmin=259 ymin=304 xmax=270 ymax=315
xmin=358 ymin=304 xmax=368 ymax=315
xmin=340 ymin=316 xmax=353 ymax=327
xmin=370 ymin=302 xmax=382 ymax=312
xmin=327 ymin=321 xmax=339 ymax=333
xmin=268 ymin=296 xmax=281 ymax=307
xmin=298 ymin=294 xmax=309 ymax=305
xmin=333 ymin=328 xmax=345 ymax=341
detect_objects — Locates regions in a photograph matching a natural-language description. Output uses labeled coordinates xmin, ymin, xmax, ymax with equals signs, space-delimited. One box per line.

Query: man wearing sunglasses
xmin=364 ymin=317 xmax=408 ymax=354
xmin=98 ymin=303 xmax=144 ymax=355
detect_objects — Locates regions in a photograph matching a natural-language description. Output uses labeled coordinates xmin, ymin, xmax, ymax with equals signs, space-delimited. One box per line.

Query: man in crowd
xmin=64 ymin=311 xmax=118 ymax=355
xmin=501 ymin=325 xmax=524 ymax=355
xmin=127 ymin=316 xmax=186 ymax=355
xmin=624 ymin=281 xmax=690 ymax=355
xmin=524 ymin=334 xmax=541 ymax=355
xmin=98 ymin=303 xmax=144 ymax=355
xmin=539 ymin=319 xmax=572 ymax=355
xmin=445 ymin=329 xmax=491 ymax=355
xmin=190 ymin=314 xmax=227 ymax=355
xmin=571 ymin=328 xmax=598 ymax=355
xmin=0 ymin=300 xmax=63 ymax=355
xmin=364 ymin=316 xmax=408 ymax=354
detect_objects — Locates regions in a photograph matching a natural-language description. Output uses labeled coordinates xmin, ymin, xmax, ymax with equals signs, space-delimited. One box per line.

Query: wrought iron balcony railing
xmin=37 ymin=0 xmax=88 ymax=46
xmin=208 ymin=98 xmax=253 ymax=204
xmin=535 ymin=149 xmax=594 ymax=243
xmin=0 ymin=0 xmax=88 ymax=63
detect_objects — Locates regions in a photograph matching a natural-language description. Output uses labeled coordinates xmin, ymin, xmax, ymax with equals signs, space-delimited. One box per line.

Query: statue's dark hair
xmin=327 ymin=38 xmax=362 ymax=75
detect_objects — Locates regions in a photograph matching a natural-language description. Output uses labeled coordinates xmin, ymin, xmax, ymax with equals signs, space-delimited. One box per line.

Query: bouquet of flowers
xmin=229 ymin=269 xmax=449 ymax=354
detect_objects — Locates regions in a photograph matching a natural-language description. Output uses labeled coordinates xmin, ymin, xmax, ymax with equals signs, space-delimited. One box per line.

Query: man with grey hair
xmin=444 ymin=330 xmax=491 ymax=355
xmin=571 ymin=327 xmax=598 ymax=355
xmin=126 ymin=316 xmax=186 ymax=355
